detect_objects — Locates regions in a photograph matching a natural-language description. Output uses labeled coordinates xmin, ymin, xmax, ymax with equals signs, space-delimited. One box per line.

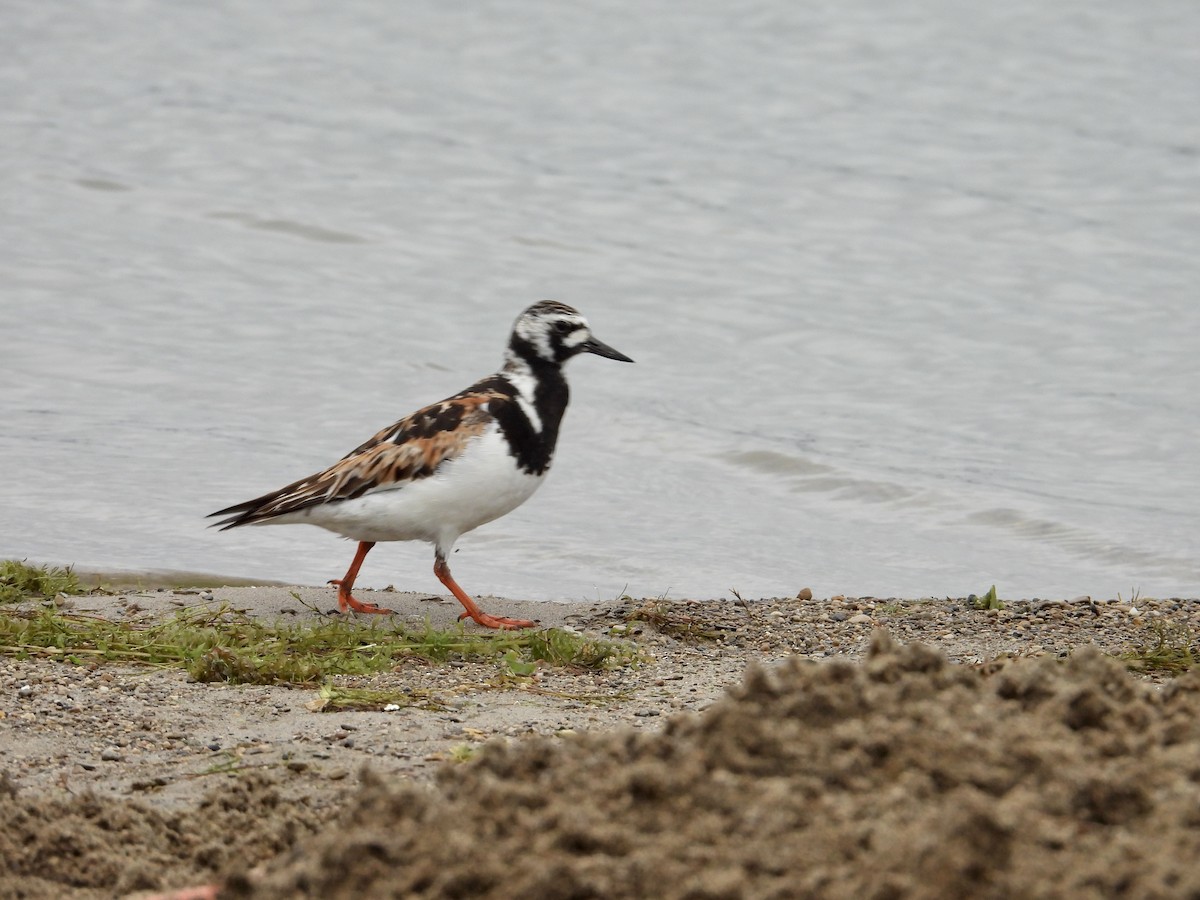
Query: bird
xmin=208 ymin=301 xmax=633 ymax=629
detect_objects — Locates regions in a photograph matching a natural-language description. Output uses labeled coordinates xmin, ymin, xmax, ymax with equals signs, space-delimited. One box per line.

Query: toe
xmin=346 ymin=598 xmax=394 ymax=615
xmin=479 ymin=614 xmax=537 ymax=630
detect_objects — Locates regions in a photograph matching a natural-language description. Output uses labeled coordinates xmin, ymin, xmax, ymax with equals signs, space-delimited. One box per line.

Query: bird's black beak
xmin=581 ymin=336 xmax=634 ymax=363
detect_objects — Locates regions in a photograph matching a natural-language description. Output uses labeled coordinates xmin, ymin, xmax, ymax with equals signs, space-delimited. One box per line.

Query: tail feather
xmin=207 ymin=505 xmax=261 ymax=531
xmin=207 ymin=475 xmax=320 ymax=530
xmin=206 ymin=496 xmax=278 ymax=531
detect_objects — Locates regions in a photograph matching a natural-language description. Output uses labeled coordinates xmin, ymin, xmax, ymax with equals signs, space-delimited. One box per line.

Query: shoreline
xmin=16 ymin=559 xmax=1194 ymax=606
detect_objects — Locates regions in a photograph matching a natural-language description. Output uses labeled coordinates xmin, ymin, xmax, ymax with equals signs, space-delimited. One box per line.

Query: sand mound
xmin=0 ymin=774 xmax=323 ymax=899
xmin=229 ymin=632 xmax=1200 ymax=899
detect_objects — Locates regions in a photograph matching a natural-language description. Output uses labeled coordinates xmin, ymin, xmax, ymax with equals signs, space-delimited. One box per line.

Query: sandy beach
xmin=2 ymin=583 xmax=1198 ymax=897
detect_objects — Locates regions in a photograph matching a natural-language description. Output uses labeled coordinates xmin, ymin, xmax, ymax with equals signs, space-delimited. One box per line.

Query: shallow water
xmin=3 ymin=0 xmax=1198 ymax=601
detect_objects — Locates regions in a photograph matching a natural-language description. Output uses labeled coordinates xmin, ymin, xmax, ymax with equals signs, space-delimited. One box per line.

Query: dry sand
xmin=1 ymin=584 xmax=1197 ymax=898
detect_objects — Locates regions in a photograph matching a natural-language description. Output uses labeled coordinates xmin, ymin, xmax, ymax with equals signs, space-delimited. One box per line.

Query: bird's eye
xmin=553 ymin=320 xmax=574 ymax=334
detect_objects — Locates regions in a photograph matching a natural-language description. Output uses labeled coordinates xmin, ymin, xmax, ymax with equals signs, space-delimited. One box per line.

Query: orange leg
xmin=434 ymin=555 xmax=536 ymax=630
xmin=328 ymin=541 xmax=393 ymax=614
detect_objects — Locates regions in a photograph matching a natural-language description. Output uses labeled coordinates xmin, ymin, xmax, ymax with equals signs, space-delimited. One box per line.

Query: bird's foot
xmin=457 ymin=610 xmax=537 ymax=630
xmin=328 ymin=579 xmax=394 ymax=615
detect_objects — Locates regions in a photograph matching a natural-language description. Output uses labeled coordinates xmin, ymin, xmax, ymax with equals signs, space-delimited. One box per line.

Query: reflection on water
xmin=2 ymin=0 xmax=1198 ymax=600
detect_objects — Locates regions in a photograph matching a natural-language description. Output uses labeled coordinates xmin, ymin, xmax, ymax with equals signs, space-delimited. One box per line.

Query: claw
xmin=329 ymin=578 xmax=393 ymax=615
xmin=456 ymin=609 xmax=537 ymax=630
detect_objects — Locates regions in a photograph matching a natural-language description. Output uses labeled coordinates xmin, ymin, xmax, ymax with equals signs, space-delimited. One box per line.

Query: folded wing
xmin=208 ymin=389 xmax=505 ymax=530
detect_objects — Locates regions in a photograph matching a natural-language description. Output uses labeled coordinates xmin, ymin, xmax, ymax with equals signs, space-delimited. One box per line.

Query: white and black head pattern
xmin=488 ymin=300 xmax=633 ymax=474
xmin=508 ymin=301 xmax=634 ymax=368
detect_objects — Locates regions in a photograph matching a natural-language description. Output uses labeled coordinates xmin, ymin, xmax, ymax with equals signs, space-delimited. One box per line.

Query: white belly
xmin=269 ymin=426 xmax=545 ymax=550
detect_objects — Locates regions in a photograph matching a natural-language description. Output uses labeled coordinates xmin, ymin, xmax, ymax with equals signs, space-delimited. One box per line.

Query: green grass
xmin=970 ymin=585 xmax=1004 ymax=610
xmin=626 ymin=598 xmax=724 ymax=641
xmin=448 ymin=743 xmax=480 ymax=763
xmin=0 ymin=560 xmax=83 ymax=603
xmin=1120 ymin=620 xmax=1196 ymax=676
xmin=311 ymin=683 xmax=450 ymax=712
xmin=0 ymin=603 xmax=642 ymax=687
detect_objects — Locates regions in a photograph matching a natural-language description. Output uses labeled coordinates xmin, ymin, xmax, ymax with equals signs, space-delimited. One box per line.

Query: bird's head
xmin=509 ymin=301 xmax=634 ymax=367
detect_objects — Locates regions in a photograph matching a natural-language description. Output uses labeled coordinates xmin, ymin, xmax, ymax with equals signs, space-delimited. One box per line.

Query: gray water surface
xmin=3 ymin=0 xmax=1198 ymax=601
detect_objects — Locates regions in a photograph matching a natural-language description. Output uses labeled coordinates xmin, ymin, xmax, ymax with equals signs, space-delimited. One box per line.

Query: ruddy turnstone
xmin=209 ymin=301 xmax=633 ymax=629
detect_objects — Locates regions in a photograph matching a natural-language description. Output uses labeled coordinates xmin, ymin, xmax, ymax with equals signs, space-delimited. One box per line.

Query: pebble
xmin=100 ymin=747 xmax=122 ymax=761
